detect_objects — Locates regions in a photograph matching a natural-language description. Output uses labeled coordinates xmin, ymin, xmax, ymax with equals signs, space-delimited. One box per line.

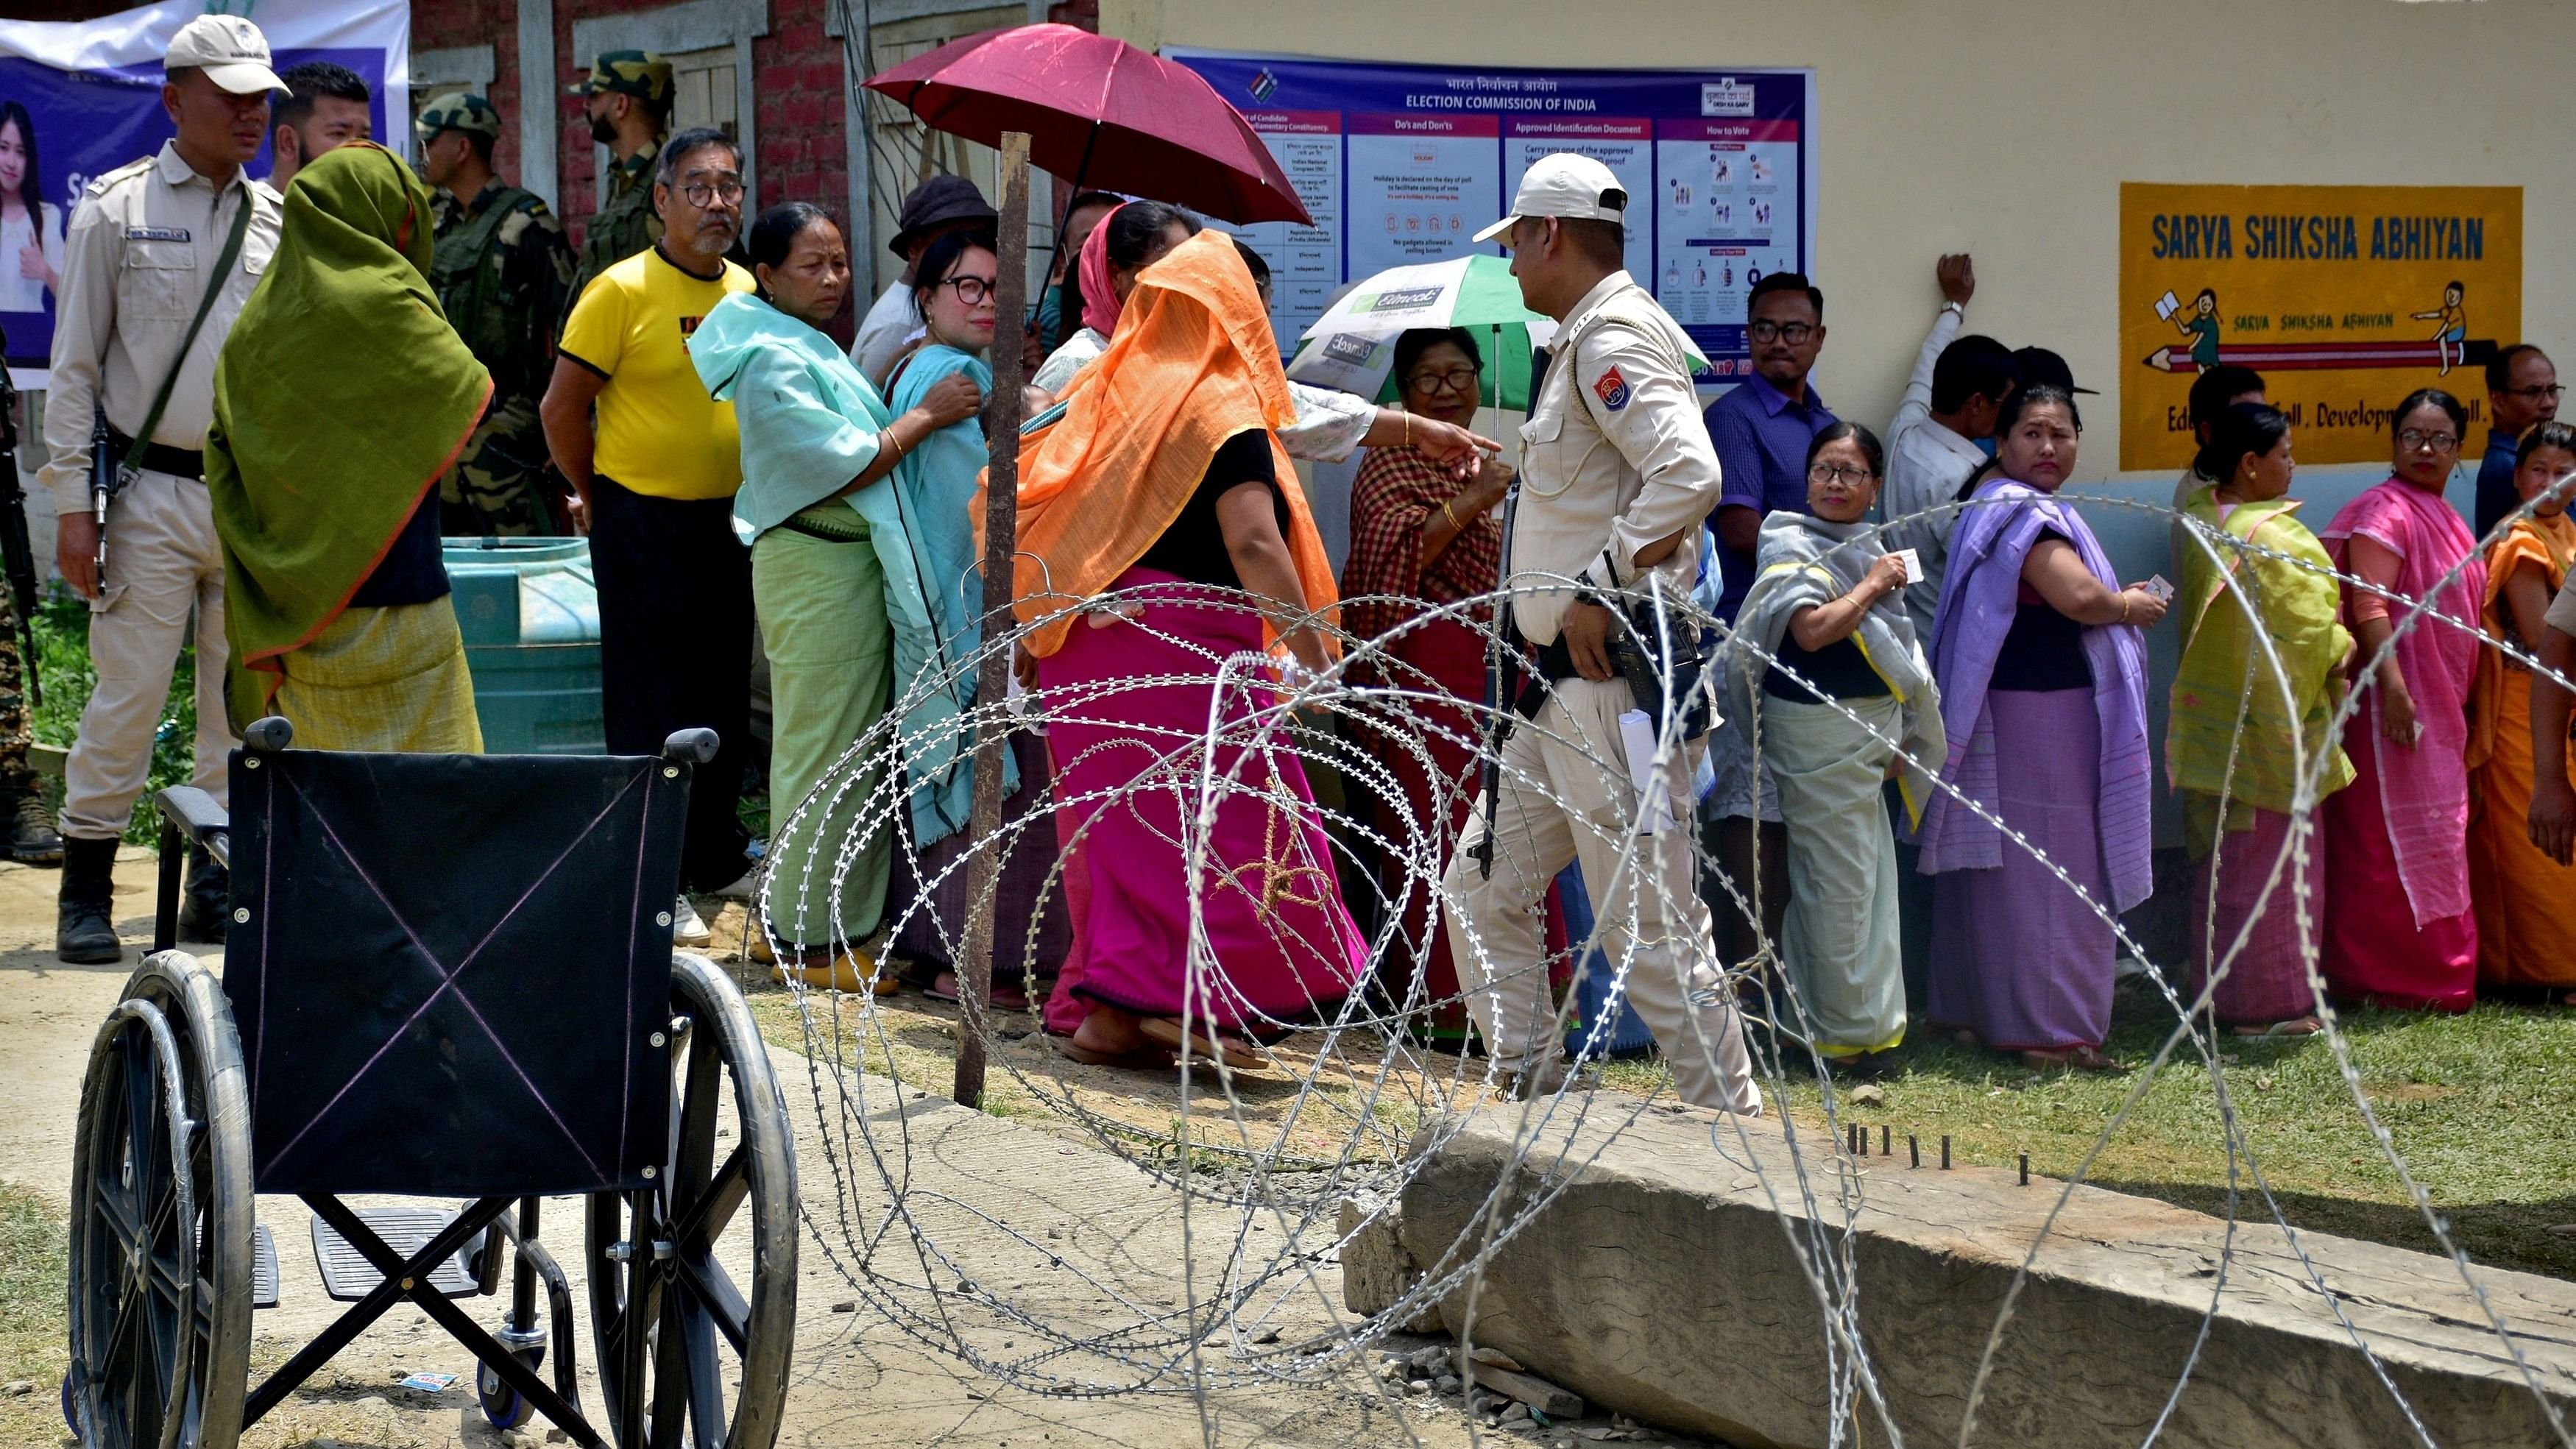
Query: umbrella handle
xmin=1034 ymin=129 xmax=1098 ymax=344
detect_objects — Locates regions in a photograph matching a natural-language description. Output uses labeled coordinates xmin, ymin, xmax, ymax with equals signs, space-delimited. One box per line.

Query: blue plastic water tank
xmin=442 ymin=538 xmax=604 ymax=754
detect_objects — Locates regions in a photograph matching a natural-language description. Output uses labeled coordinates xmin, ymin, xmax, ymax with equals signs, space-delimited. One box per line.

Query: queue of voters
xmin=32 ymin=17 xmax=2576 ymax=1114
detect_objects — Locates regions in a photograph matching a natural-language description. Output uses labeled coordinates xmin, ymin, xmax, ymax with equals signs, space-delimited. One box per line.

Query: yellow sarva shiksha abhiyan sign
xmin=2120 ymin=183 xmax=2521 ymax=472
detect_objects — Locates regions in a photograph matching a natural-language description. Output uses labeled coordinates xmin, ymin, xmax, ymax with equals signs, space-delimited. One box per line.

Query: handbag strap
xmin=119 ymin=181 xmax=252 ymax=472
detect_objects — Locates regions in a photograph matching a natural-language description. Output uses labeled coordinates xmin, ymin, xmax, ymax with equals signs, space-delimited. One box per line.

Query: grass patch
xmin=1604 ymin=982 xmax=2576 ymax=1279
xmin=32 ymin=590 xmax=197 ymax=845
xmin=0 ymin=1180 xmax=68 ymax=1445
xmin=746 ymin=949 xmax=2573 ymax=1280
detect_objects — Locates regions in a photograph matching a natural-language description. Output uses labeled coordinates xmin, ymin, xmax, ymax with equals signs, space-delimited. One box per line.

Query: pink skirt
xmin=2320 ymin=722 xmax=2476 ymax=1012
xmin=1037 ymin=569 xmax=1365 ymax=1036
xmin=2186 ymin=804 xmax=2321 ymax=1026
xmin=1925 ymin=688 xmax=2117 ymax=1052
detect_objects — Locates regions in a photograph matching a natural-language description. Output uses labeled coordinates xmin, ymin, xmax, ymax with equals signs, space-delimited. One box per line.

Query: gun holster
xmin=1526 ymin=597 xmax=1716 ymax=740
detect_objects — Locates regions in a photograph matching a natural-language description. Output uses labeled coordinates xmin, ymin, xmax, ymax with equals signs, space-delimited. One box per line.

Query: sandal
xmin=1048 ymin=1032 xmax=1176 ymax=1071
xmin=1138 ymin=1016 xmax=1269 ymax=1072
xmin=771 ymin=941 xmax=899 ymax=996
xmin=2232 ymin=1016 xmax=2322 ymax=1038
xmin=2022 ymin=1045 xmax=2122 ymax=1073
xmin=927 ymin=970 xmax=1031 ymax=1013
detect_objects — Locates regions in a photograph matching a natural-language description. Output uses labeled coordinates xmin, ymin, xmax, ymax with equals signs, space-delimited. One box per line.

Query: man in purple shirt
xmin=1704 ymin=272 xmax=1836 ymax=618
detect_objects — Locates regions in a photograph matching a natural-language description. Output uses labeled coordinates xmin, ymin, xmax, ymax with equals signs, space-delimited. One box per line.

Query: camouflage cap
xmin=570 ymin=51 xmax=673 ymax=104
xmin=417 ymin=92 xmax=502 ymax=143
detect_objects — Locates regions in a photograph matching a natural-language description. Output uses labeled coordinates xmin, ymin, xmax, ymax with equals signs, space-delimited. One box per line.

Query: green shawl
xmin=207 ymin=142 xmax=492 ymax=729
xmin=2166 ymin=484 xmax=2355 ymax=851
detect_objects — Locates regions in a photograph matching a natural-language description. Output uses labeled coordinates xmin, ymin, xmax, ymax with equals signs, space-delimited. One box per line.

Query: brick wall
xmin=405 ymin=0 xmax=852 ymax=246
xmin=411 ymin=0 xmax=531 ymax=183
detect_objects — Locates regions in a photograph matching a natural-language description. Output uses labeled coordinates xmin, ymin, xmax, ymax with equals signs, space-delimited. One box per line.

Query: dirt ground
xmin=0 ymin=854 xmax=1709 ymax=1449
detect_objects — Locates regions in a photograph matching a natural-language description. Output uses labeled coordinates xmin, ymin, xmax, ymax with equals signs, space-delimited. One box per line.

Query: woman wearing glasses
xmin=1339 ymin=327 xmax=1512 ymax=1046
xmin=882 ymin=228 xmax=1069 ymax=1007
xmin=1726 ymin=423 xmax=1943 ymax=1076
xmin=2466 ymin=421 xmax=2576 ymax=1001
xmin=2317 ymin=388 xmax=2487 ymax=1011
xmin=690 ymin=204 xmax=983 ymax=990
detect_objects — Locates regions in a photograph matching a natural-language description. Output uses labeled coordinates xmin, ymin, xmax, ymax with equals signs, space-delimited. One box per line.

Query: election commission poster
xmin=1166 ymin=51 xmax=1816 ymax=389
xmin=2120 ymin=183 xmax=2522 ymax=471
xmin=0 ymin=0 xmax=412 ymax=378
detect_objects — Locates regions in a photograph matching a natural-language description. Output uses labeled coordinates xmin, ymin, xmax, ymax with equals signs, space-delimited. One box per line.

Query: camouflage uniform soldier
xmin=419 ymin=93 xmax=574 ymax=535
xmin=563 ymin=51 xmax=673 ymax=317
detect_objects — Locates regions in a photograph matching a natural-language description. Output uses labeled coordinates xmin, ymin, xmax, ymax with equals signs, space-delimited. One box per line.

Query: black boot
xmin=7 ymin=792 xmax=62 ymax=865
xmin=176 ymin=845 xmax=229 ymax=945
xmin=56 ymin=835 xmax=121 ymax=965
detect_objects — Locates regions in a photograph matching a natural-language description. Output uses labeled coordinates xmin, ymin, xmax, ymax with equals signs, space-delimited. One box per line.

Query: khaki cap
xmin=166 ymin=14 xmax=286 ymax=96
xmin=1473 ymin=152 xmax=1628 ymax=244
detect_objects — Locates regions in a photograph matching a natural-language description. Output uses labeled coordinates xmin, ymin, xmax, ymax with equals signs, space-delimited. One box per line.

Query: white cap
xmin=1473 ymin=153 xmax=1627 ymax=244
xmin=165 ymin=15 xmax=286 ymax=96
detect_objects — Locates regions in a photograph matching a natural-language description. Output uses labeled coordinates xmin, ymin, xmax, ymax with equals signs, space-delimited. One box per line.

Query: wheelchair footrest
xmin=254 ymin=1222 xmax=278 ymax=1310
xmin=310 ymin=1206 xmax=484 ymax=1303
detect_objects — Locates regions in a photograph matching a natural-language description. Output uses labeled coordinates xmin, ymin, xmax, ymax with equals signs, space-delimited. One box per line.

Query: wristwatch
xmin=1939 ymin=300 xmax=1966 ymax=319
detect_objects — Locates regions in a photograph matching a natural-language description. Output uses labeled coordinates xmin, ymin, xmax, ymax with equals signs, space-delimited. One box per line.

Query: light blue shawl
xmin=690 ymin=295 xmax=1005 ymax=847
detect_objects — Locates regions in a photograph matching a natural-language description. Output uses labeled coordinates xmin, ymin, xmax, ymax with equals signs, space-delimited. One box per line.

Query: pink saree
xmin=1039 ymin=568 xmax=1365 ymax=1037
xmin=2317 ymin=477 xmax=2485 ymax=1010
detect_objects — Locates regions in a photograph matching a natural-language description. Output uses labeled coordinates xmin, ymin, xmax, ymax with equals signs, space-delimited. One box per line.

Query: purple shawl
xmin=1915 ymin=479 xmax=2154 ymax=913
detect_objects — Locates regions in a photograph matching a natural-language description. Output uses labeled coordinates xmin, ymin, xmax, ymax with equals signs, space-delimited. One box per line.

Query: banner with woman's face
xmin=0 ymin=0 xmax=407 ymax=380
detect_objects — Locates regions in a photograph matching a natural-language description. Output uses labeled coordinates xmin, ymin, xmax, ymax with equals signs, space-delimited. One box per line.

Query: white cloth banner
xmin=0 ymin=0 xmax=411 ymax=378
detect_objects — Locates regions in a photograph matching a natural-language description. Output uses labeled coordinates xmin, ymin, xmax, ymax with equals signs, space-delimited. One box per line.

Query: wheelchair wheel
xmin=475 ymin=1346 xmax=542 ymax=1431
xmin=65 ymin=952 xmax=255 ymax=1449
xmin=587 ymin=953 xmax=798 ymax=1449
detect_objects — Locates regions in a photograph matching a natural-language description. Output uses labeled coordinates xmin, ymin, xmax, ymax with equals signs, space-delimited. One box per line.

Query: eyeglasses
xmin=1806 ymin=462 xmax=1876 ymax=486
xmin=938 ymin=274 xmax=999 ymax=305
xmin=1405 ymin=366 xmax=1479 ymax=396
xmin=2398 ymin=428 xmax=2459 ymax=452
xmin=1748 ymin=320 xmax=1816 ymax=344
xmin=678 ymin=177 xmax=745 ymax=208
xmin=2502 ymin=383 xmax=2567 ymax=403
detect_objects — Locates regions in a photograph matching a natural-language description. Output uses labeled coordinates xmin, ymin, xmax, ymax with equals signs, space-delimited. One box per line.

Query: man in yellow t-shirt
xmin=541 ymin=127 xmax=754 ymax=943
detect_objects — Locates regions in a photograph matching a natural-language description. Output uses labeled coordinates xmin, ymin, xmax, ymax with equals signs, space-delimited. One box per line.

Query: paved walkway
xmin=0 ymin=855 xmax=1485 ymax=1449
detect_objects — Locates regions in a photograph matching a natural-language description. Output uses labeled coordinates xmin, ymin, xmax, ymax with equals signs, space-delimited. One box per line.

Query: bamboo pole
xmin=950 ymin=131 xmax=1030 ymax=1108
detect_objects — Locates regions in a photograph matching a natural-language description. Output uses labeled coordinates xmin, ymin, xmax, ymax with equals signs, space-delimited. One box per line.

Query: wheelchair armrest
xmin=154 ymin=787 xmax=230 ymax=867
xmin=662 ymin=728 xmax=719 ymax=764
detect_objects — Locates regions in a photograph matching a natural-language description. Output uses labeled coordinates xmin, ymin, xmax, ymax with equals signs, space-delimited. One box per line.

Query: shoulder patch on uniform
xmin=125 ymin=226 xmax=189 ymax=243
xmin=1591 ymin=365 xmax=1631 ymax=411
xmin=92 ymin=157 xmax=154 ymax=193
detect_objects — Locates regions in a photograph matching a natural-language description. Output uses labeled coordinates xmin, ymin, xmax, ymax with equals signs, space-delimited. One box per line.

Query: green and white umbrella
xmin=1285 ymin=254 xmax=1554 ymax=410
xmin=1285 ymin=252 xmax=1709 ymax=411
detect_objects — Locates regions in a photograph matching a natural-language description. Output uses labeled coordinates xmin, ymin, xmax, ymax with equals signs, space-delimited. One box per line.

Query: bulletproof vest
xmin=430 ymin=185 xmax=544 ymax=371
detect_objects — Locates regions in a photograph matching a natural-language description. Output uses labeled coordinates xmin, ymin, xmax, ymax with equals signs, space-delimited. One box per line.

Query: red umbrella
xmin=863 ymin=24 xmax=1312 ymax=227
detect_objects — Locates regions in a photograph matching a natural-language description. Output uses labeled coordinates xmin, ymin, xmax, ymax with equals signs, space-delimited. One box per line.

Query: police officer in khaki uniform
xmin=1441 ymin=155 xmax=1762 ymax=1115
xmin=420 ymin=92 xmax=574 ymax=535
xmin=563 ymin=51 xmax=673 ymax=316
xmin=43 ymin=15 xmax=283 ymax=962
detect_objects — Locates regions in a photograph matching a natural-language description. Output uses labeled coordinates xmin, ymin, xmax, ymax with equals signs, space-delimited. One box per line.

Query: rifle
xmin=0 ymin=325 xmax=43 ymax=704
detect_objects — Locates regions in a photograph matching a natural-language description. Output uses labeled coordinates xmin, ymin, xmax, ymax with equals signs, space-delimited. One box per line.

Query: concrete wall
xmin=1388 ymin=1106 xmax=2576 ymax=1449
xmin=1100 ymin=0 xmax=2569 ymax=479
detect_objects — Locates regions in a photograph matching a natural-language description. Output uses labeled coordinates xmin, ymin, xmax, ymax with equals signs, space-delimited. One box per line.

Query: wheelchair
xmin=63 ymin=718 xmax=798 ymax=1449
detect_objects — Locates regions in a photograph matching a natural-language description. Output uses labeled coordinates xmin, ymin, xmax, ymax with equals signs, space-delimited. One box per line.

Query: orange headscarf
xmin=980 ymin=229 xmax=1341 ymax=659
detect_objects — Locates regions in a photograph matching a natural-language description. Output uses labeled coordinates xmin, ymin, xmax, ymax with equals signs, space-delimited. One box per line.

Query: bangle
xmin=1438 ymin=498 xmax=1461 ymax=531
xmin=1404 ymin=413 xmax=1412 ymax=447
xmin=2118 ymin=594 xmax=2132 ymax=625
